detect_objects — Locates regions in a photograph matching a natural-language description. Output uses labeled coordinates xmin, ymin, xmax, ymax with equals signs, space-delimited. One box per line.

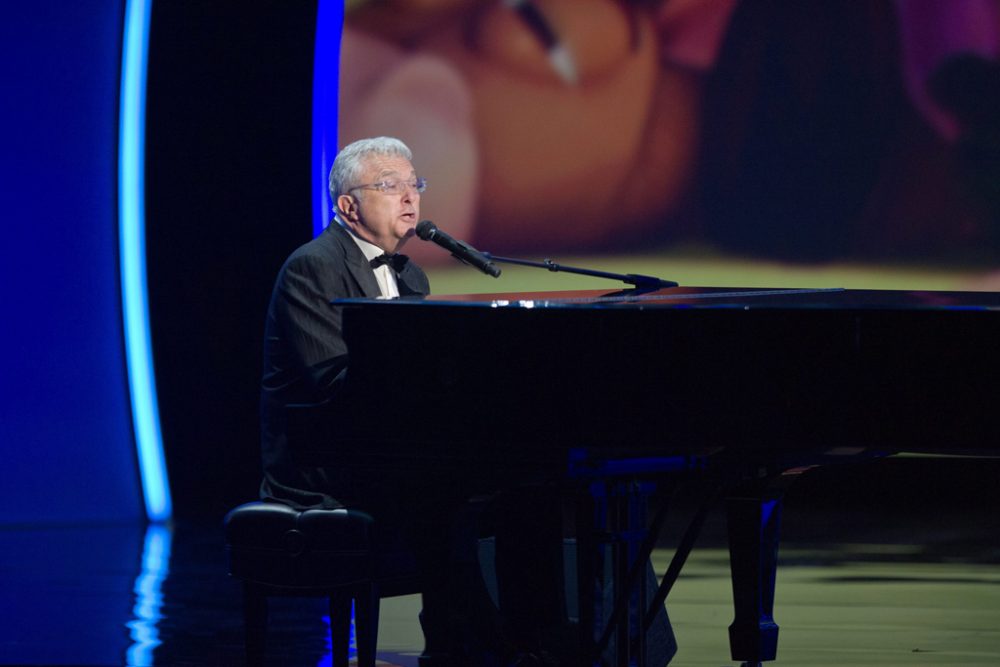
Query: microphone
xmin=416 ymin=220 xmax=501 ymax=278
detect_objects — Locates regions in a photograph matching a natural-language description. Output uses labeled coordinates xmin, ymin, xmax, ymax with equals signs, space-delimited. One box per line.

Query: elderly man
xmin=259 ymin=137 xmax=483 ymax=665
xmin=259 ymin=136 xmax=569 ymax=666
xmin=259 ymin=137 xmax=430 ymax=509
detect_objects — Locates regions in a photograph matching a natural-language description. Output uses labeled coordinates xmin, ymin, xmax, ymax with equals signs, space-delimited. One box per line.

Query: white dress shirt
xmin=341 ymin=223 xmax=400 ymax=299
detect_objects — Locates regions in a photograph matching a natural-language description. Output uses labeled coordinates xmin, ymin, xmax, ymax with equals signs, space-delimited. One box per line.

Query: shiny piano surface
xmin=309 ymin=286 xmax=1000 ymax=665
xmin=332 ymin=286 xmax=1000 ymax=460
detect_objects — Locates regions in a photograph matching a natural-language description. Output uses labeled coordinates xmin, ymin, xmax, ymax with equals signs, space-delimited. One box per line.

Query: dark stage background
xmin=143 ymin=2 xmax=1000 ymax=520
xmin=2 ymin=2 xmax=998 ymax=525
xmin=144 ymin=2 xmax=319 ymax=518
xmin=0 ymin=5 xmax=996 ymax=665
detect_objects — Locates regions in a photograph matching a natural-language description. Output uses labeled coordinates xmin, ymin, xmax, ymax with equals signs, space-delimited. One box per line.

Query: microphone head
xmin=415 ymin=219 xmax=437 ymax=241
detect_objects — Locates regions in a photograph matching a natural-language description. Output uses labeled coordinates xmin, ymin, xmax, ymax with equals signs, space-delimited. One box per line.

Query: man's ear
xmin=336 ymin=194 xmax=359 ymax=222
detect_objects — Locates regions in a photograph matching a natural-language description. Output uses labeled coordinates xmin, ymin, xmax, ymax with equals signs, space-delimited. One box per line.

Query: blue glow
xmin=317 ymin=606 xmax=357 ymax=666
xmin=120 ymin=0 xmax=172 ymax=521
xmin=311 ymin=0 xmax=344 ymax=237
xmin=126 ymin=523 xmax=174 ymax=666
xmin=761 ymin=498 xmax=779 ymax=528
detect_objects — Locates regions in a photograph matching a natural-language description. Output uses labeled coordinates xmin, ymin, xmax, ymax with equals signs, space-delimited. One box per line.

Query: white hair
xmin=328 ymin=136 xmax=413 ymax=203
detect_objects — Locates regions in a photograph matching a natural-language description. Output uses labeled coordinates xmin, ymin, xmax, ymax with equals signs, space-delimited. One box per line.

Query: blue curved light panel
xmin=120 ymin=0 xmax=172 ymax=522
xmin=312 ymin=0 xmax=344 ymax=237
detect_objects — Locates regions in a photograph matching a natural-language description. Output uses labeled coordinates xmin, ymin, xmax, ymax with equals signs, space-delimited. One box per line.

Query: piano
xmin=294 ymin=286 xmax=1000 ymax=666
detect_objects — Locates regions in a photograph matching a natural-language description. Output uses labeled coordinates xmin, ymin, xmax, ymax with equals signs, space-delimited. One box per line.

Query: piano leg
xmin=576 ymin=488 xmax=600 ymax=665
xmin=577 ymin=480 xmax=656 ymax=667
xmin=725 ymin=485 xmax=784 ymax=665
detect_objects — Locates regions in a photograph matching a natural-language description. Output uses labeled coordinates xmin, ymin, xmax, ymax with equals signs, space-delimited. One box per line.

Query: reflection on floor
xmin=2 ymin=463 xmax=999 ymax=666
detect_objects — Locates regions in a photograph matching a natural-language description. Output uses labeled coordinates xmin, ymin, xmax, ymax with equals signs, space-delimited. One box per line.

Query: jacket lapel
xmin=328 ymin=224 xmax=381 ymax=298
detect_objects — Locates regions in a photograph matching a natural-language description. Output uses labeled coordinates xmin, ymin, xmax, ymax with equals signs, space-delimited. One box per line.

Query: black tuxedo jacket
xmin=259 ymin=223 xmax=430 ymax=508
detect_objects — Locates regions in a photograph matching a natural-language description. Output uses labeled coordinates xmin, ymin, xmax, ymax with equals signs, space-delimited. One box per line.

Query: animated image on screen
xmin=336 ymin=0 xmax=1000 ymax=284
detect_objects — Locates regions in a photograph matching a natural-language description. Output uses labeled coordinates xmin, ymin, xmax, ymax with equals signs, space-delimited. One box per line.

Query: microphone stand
xmin=482 ymin=253 xmax=679 ymax=291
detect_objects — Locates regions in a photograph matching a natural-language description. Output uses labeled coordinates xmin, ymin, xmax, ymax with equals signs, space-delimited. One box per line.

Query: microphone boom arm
xmin=482 ymin=254 xmax=678 ymax=290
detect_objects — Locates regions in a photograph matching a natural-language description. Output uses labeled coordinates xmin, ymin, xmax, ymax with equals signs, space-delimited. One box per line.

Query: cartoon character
xmin=338 ymin=0 xmax=737 ymax=263
xmin=339 ymin=0 xmax=1000 ymax=265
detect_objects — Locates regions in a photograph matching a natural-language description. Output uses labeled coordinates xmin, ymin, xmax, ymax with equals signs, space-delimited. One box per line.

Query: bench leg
xmin=243 ymin=582 xmax=267 ymax=667
xmin=354 ymin=581 xmax=381 ymax=667
xmin=330 ymin=591 xmax=353 ymax=667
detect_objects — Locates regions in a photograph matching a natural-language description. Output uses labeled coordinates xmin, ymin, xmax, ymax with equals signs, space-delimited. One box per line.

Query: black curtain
xmin=146 ymin=2 xmax=317 ymax=518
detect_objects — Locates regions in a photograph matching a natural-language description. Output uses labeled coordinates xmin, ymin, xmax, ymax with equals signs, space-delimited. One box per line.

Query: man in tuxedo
xmin=259 ymin=136 xmax=569 ymax=666
xmin=259 ymin=137 xmax=484 ymax=665
xmin=259 ymin=136 xmax=430 ymax=510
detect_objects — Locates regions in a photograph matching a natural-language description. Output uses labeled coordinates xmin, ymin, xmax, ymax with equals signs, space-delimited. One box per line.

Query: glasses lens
xmin=392 ymin=178 xmax=426 ymax=194
xmin=363 ymin=178 xmax=427 ymax=194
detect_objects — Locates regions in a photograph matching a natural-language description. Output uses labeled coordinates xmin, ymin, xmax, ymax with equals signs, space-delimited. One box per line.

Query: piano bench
xmin=224 ymin=501 xmax=423 ymax=667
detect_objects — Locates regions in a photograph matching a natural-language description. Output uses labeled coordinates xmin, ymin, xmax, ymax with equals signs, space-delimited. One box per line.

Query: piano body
xmin=294 ymin=286 xmax=1000 ymax=666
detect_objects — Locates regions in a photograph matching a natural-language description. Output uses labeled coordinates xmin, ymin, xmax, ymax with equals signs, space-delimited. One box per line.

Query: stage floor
xmin=2 ymin=475 xmax=998 ymax=667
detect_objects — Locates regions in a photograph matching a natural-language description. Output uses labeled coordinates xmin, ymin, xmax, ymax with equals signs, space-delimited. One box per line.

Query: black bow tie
xmin=369 ymin=253 xmax=409 ymax=272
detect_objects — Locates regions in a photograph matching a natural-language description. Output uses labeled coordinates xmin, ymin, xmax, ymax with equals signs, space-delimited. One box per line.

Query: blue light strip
xmin=120 ymin=0 xmax=172 ymax=522
xmin=311 ymin=0 xmax=344 ymax=237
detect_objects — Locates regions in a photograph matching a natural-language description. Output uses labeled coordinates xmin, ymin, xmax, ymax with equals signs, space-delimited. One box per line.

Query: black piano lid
xmin=335 ymin=286 xmax=1000 ymax=311
xmin=331 ymin=284 xmax=1000 ymax=455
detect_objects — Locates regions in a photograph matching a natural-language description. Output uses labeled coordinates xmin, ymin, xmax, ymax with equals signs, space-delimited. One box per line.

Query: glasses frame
xmin=349 ymin=176 xmax=427 ymax=196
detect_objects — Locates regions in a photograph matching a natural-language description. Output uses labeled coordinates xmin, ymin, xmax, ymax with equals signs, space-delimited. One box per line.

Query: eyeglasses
xmin=350 ymin=177 xmax=427 ymax=196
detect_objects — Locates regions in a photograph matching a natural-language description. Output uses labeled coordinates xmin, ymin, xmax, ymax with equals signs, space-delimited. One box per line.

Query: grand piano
xmin=296 ymin=286 xmax=1000 ymax=666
